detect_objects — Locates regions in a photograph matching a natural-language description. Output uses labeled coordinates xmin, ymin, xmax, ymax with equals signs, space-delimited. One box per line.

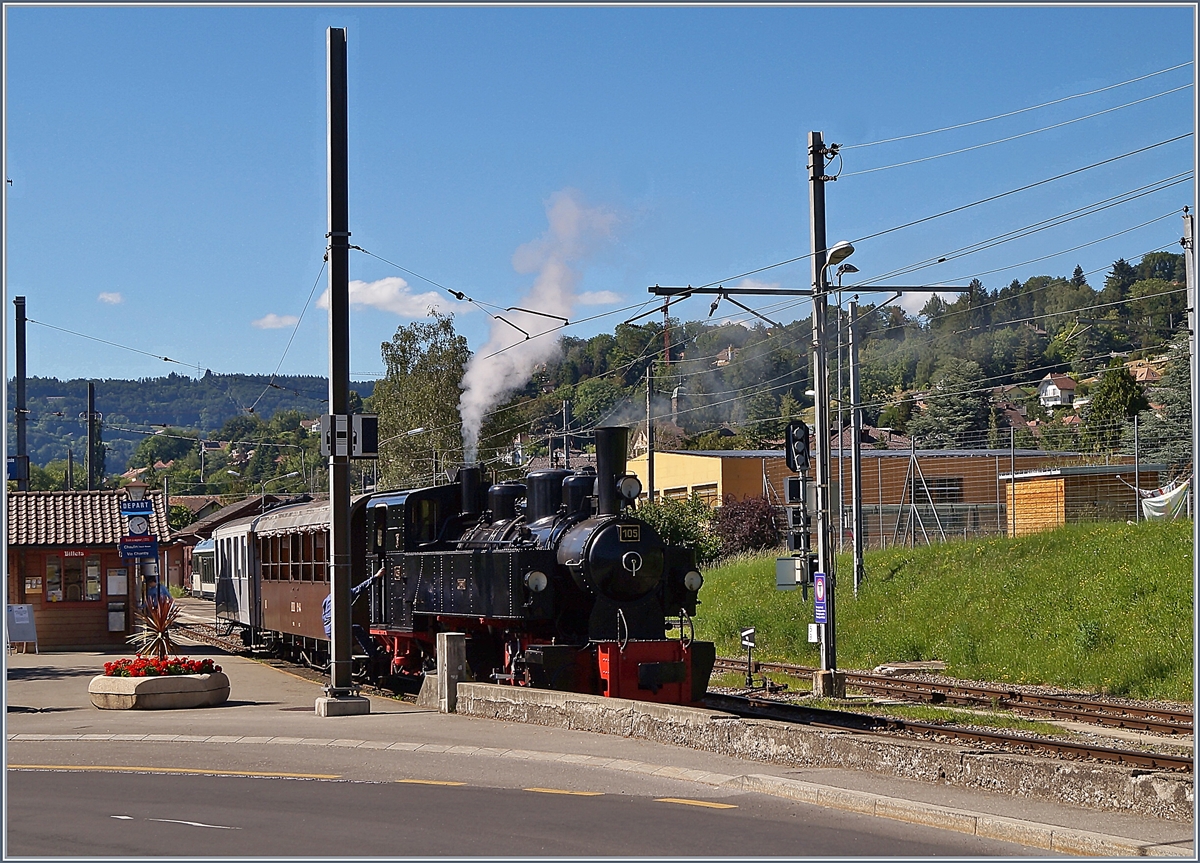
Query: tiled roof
xmin=171 ymin=494 xmax=293 ymax=542
xmin=8 ymin=490 xmax=171 ymax=548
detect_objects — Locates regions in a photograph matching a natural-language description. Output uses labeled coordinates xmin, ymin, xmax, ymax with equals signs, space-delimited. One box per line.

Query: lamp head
xmin=125 ymin=479 xmax=148 ymax=501
xmin=825 ymin=240 xmax=855 ymax=270
xmin=836 ymin=263 xmax=859 ymax=277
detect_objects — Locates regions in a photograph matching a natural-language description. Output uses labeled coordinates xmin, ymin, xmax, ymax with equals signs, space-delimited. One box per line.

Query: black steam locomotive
xmin=213 ymin=426 xmax=715 ymax=705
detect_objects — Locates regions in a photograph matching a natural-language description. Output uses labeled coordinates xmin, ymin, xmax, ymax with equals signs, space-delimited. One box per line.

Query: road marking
xmin=110 ymin=816 xmax=133 ymax=820
xmin=9 ymin=764 xmax=340 ymax=780
xmin=149 ymin=818 xmax=240 ymax=830
xmin=396 ymin=779 xmax=465 ymax=786
xmin=524 ymin=787 xmax=604 ymax=796
xmin=655 ymin=798 xmax=738 ymax=809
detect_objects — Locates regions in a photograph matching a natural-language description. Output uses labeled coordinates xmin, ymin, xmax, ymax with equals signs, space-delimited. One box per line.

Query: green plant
xmin=128 ymin=597 xmax=182 ymax=659
xmin=168 ymin=584 xmax=188 ymax=599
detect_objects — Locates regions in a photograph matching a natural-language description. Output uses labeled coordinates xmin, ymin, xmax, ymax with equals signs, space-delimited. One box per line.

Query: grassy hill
xmin=694 ymin=521 xmax=1193 ymax=702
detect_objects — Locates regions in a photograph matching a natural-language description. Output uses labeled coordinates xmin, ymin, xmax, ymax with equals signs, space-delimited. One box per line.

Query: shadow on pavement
xmin=7 ymin=666 xmax=102 ymax=682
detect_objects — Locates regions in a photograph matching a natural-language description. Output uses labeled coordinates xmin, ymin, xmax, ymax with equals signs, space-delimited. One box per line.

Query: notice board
xmin=6 ymin=604 xmax=38 ymax=652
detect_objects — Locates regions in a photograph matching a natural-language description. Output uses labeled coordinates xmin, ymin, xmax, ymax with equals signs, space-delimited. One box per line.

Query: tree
xmin=1080 ymin=361 xmax=1149 ymax=452
xmin=905 ymin=359 xmax=992 ymax=448
xmin=636 ymin=496 xmax=721 ymax=564
xmin=374 ymin=312 xmax=470 ymax=489
xmin=711 ymin=495 xmax=780 ymax=556
xmin=1102 ymin=258 xmax=1137 ymax=306
xmin=1129 ymin=329 xmax=1192 ymax=470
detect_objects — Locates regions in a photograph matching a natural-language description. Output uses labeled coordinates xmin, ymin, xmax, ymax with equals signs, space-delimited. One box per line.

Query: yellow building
xmin=627 ymin=450 xmax=790 ymax=506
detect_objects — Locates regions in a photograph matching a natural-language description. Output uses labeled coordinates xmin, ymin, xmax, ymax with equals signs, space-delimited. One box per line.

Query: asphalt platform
xmin=4 ymin=607 xmax=1195 ymax=858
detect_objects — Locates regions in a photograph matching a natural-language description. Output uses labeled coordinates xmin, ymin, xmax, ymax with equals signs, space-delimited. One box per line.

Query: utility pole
xmin=86 ymin=382 xmax=98 ymax=490
xmin=318 ymin=26 xmax=367 ymax=716
xmin=646 ymin=365 xmax=655 ymax=502
xmin=563 ymin=400 xmax=571 ymax=469
xmin=14 ymin=296 xmax=28 ymax=490
xmin=1183 ymin=208 xmax=1197 ymax=587
xmin=848 ymin=298 xmax=865 ymax=596
xmin=808 ymin=131 xmax=840 ymax=689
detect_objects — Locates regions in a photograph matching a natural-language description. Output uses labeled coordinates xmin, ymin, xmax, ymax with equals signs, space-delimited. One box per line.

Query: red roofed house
xmin=6 ymin=489 xmax=171 ymax=648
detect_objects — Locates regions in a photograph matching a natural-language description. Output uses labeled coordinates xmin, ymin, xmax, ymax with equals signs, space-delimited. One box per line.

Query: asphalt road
xmin=8 ymin=768 xmax=1052 ymax=857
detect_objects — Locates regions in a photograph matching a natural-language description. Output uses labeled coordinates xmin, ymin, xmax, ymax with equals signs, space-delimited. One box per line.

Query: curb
xmin=728 ymin=774 xmax=1194 ymax=858
xmin=8 ymin=733 xmax=1191 ymax=856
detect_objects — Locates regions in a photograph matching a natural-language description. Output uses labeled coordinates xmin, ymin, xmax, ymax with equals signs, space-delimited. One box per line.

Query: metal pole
xmin=15 ymin=296 xmax=27 ymax=490
xmin=563 ymin=400 xmax=570 ymax=470
xmin=646 ymin=366 xmax=655 ymax=502
xmin=1182 ymin=209 xmax=1197 ymax=569
xmin=87 ymin=382 xmax=96 ymax=490
xmin=325 ymin=26 xmax=355 ymax=699
xmin=1133 ymin=414 xmax=1140 ymax=523
xmin=849 ymin=299 xmax=864 ymax=596
xmin=836 ymin=291 xmax=844 ymax=552
xmin=808 ymin=131 xmax=836 ymax=672
xmin=1009 ymin=426 xmax=1016 ymax=537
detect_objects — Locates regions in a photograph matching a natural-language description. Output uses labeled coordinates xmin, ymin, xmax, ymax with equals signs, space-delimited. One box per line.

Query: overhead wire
xmin=842 ymin=61 xmax=1192 ymax=150
xmin=841 ymin=85 xmax=1191 ymax=177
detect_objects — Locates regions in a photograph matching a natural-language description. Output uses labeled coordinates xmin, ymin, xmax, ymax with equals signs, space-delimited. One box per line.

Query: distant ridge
xmin=6 ymin=372 xmax=377 ymax=470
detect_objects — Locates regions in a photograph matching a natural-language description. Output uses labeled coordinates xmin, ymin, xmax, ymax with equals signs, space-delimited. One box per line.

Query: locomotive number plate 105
xmin=618 ymin=524 xmax=640 ymax=542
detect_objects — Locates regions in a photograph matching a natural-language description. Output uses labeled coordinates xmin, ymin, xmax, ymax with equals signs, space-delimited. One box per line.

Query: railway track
xmin=704 ymin=692 xmax=1193 ymax=773
xmin=713 ymin=657 xmax=1194 ymax=736
xmin=171 ymin=626 xmax=1190 ymax=771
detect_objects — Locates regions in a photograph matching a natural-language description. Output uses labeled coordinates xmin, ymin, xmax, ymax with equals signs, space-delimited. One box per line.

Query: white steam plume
xmin=459 ymin=188 xmax=616 ymax=462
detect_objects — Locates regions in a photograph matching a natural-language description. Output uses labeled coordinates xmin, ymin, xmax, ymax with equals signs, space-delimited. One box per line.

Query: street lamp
xmin=834 ymin=261 xmax=860 ymax=552
xmin=124 ymin=479 xmax=149 ymax=501
xmin=813 ymin=235 xmax=854 ymax=684
xmin=262 ymin=472 xmax=301 ymax=508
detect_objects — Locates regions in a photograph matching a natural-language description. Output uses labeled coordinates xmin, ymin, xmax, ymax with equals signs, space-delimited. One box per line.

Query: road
xmin=8 ymin=766 xmax=1051 ymax=857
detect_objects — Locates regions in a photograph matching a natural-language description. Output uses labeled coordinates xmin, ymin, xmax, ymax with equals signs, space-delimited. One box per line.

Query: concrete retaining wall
xmin=456 ymin=683 xmax=1194 ymax=823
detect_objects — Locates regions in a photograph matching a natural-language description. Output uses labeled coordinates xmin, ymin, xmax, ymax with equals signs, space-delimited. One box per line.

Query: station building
xmin=6 ymin=489 xmax=170 ymax=648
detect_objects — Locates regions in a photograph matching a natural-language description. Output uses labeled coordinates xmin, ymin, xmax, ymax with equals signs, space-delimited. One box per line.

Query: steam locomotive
xmin=212 ymin=426 xmax=715 ymax=705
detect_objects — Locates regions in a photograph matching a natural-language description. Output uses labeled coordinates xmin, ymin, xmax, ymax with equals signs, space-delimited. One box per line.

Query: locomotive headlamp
xmin=616 ymin=474 xmax=642 ymax=502
xmin=524 ymin=570 xmax=549 ymax=593
xmin=684 ymin=570 xmax=703 ymax=592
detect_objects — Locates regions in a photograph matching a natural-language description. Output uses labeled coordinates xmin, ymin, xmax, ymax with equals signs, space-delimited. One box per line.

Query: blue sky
xmin=4 ymin=4 xmax=1196 ymax=387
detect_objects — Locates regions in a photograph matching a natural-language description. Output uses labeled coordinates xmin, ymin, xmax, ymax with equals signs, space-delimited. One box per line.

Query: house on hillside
xmin=1038 ymin=373 xmax=1077 ymax=409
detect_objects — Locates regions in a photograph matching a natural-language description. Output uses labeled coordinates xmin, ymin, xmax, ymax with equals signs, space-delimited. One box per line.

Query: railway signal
xmin=784 ymin=421 xmax=810 ymax=473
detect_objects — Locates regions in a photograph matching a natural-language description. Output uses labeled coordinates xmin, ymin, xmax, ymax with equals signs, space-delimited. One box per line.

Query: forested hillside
xmin=6 ymin=372 xmax=374 ymax=480
xmin=8 ymin=251 xmax=1190 ymax=497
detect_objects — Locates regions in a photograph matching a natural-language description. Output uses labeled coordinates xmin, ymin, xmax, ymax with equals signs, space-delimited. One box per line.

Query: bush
xmin=636 ymin=496 xmax=722 ymax=564
xmin=712 ymin=495 xmax=780 ymax=556
xmin=168 ymin=585 xmax=188 ymax=599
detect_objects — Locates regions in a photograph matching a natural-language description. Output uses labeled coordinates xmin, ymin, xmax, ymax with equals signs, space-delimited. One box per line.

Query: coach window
xmin=261 ymin=537 xmax=272 ymax=581
xmin=85 ymin=556 xmax=102 ymax=601
xmin=45 ymin=555 xmax=63 ymax=602
xmin=291 ymin=534 xmax=302 ymax=581
xmin=301 ymin=533 xmax=314 ymax=581
xmin=314 ymin=531 xmax=327 ymax=582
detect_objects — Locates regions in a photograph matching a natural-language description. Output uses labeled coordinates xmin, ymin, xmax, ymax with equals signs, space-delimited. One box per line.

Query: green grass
xmin=693 ymin=521 xmax=1194 ymax=702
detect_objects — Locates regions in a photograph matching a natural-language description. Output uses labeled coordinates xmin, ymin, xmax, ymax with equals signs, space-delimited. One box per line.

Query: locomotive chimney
xmin=594 ymin=426 xmax=629 ymax=516
xmin=459 ymin=465 xmax=483 ymax=517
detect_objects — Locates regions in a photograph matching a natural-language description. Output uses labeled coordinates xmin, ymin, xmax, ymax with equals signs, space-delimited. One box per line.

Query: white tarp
xmin=1141 ymin=478 xmax=1191 ymax=521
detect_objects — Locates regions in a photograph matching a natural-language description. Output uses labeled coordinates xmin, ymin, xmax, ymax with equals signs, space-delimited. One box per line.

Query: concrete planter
xmin=89 ymin=672 xmax=230 ymax=710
